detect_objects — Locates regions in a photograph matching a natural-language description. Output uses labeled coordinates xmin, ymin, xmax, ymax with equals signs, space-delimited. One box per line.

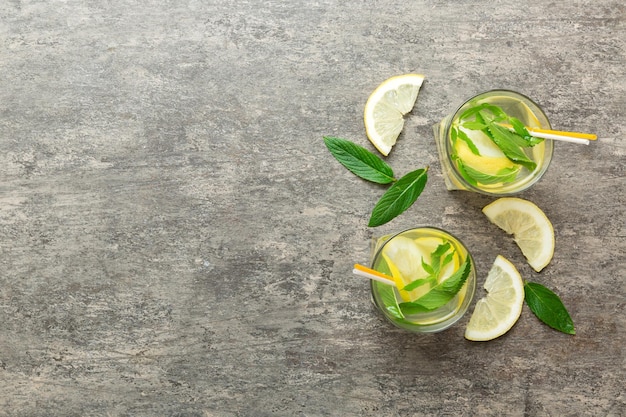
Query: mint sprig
xmin=403 ymin=242 xmax=453 ymax=291
xmin=398 ymin=255 xmax=472 ymax=315
xmin=323 ymin=136 xmax=395 ymax=184
xmin=324 ymin=136 xmax=428 ymax=227
xmin=368 ymin=168 xmax=428 ymax=227
xmin=524 ymin=281 xmax=575 ymax=335
xmin=455 ymin=103 xmax=543 ymax=173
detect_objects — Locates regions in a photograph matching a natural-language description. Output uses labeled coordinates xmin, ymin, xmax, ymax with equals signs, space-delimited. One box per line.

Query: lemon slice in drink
xmin=454 ymin=139 xmax=516 ymax=176
xmin=464 ymin=255 xmax=524 ymax=341
xmin=482 ymin=198 xmax=555 ymax=272
xmin=364 ymin=74 xmax=425 ymax=156
xmin=381 ymin=236 xmax=430 ymax=302
xmin=381 ymin=235 xmax=459 ymax=302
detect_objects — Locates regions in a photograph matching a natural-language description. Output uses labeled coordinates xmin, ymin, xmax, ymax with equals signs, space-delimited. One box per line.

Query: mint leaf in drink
xmin=456 ymin=128 xmax=481 ymax=155
xmin=463 ymin=164 xmax=520 ymax=185
xmin=323 ymin=136 xmax=396 ymax=184
xmin=379 ymin=282 xmax=405 ymax=320
xmin=486 ymin=123 xmax=537 ymax=171
xmin=368 ymin=167 xmax=428 ymax=227
xmin=398 ymin=256 xmax=472 ymax=314
xmin=509 ymin=116 xmax=544 ymax=146
xmin=452 ymin=156 xmax=479 ymax=187
xmin=524 ymin=282 xmax=575 ymax=335
xmin=458 ymin=102 xmax=490 ymax=121
xmin=402 ymin=276 xmax=435 ymax=292
xmin=403 ymin=243 xmax=452 ymax=292
xmin=461 ymin=121 xmax=488 ymax=131
xmin=375 ymin=256 xmax=405 ymax=319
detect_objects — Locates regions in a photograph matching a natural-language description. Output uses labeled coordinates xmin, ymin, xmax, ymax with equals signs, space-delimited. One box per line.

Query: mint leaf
xmin=403 ymin=243 xmax=452 ymax=292
xmin=452 ymin=157 xmax=479 ymax=187
xmin=508 ymin=117 xmax=544 ymax=147
xmin=375 ymin=256 xmax=405 ymax=319
xmin=456 ymin=129 xmax=480 ymax=155
xmin=463 ymin=164 xmax=520 ymax=185
xmin=509 ymin=116 xmax=531 ymax=139
xmin=378 ymin=283 xmax=405 ymax=319
xmin=368 ymin=167 xmax=428 ymax=227
xmin=421 ymin=258 xmax=435 ymax=275
xmin=402 ymin=276 xmax=435 ymax=292
xmin=461 ymin=121 xmax=488 ymax=130
xmin=323 ymin=136 xmax=395 ymax=184
xmin=458 ymin=102 xmax=490 ymax=120
xmin=524 ymin=282 xmax=575 ymax=335
xmin=486 ymin=124 xmax=537 ymax=171
xmin=398 ymin=256 xmax=472 ymax=314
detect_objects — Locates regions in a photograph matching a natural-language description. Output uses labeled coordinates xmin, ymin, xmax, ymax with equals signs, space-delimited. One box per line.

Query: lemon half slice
xmin=464 ymin=255 xmax=524 ymax=341
xmin=364 ymin=74 xmax=425 ymax=156
xmin=482 ymin=197 xmax=555 ymax=272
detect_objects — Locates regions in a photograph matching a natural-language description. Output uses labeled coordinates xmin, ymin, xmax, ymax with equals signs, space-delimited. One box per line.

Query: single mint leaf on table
xmin=323 ymin=136 xmax=396 ymax=184
xmin=368 ymin=167 xmax=429 ymax=227
xmin=398 ymin=256 xmax=472 ymax=315
xmin=524 ymin=281 xmax=575 ymax=335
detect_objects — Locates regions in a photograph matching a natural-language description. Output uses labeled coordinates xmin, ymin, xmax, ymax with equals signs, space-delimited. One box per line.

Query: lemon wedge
xmin=482 ymin=198 xmax=555 ymax=272
xmin=464 ymin=255 xmax=524 ymax=341
xmin=364 ymin=74 xmax=425 ymax=156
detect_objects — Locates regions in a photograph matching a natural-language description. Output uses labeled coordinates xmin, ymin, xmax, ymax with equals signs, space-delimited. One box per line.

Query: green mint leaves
xmin=324 ymin=136 xmax=428 ymax=227
xmin=452 ymin=103 xmax=544 ymax=184
xmin=368 ymin=168 xmax=428 ymax=227
xmin=524 ymin=281 xmax=576 ymax=335
xmin=323 ymin=137 xmax=395 ymax=184
xmin=486 ymin=123 xmax=537 ymax=171
xmin=399 ymin=255 xmax=472 ymax=315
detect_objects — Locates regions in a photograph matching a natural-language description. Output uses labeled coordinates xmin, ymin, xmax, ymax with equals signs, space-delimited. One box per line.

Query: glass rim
xmin=369 ymin=226 xmax=477 ymax=333
xmin=371 ymin=226 xmax=471 ymax=267
xmin=443 ymin=89 xmax=554 ymax=196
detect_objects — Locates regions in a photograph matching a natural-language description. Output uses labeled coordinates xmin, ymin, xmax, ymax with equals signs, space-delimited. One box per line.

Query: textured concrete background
xmin=0 ymin=1 xmax=624 ymax=416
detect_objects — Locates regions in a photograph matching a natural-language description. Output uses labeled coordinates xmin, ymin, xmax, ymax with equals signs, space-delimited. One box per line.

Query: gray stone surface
xmin=0 ymin=1 xmax=624 ymax=416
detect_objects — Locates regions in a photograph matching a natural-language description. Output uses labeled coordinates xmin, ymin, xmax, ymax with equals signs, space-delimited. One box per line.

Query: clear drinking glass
xmin=433 ymin=90 xmax=554 ymax=195
xmin=370 ymin=227 xmax=476 ymax=333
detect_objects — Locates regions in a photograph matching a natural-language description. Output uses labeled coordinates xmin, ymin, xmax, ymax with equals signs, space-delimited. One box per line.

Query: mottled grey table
xmin=1 ymin=1 xmax=624 ymax=416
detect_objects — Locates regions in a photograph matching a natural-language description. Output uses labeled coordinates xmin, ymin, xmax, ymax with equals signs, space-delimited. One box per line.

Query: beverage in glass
xmin=370 ymin=227 xmax=476 ymax=333
xmin=433 ymin=90 xmax=553 ymax=195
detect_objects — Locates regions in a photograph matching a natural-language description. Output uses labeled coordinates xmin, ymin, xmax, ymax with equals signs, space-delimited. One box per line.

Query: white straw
xmin=502 ymin=124 xmax=591 ymax=145
xmin=526 ymin=130 xmax=590 ymax=145
xmin=352 ymin=267 xmax=398 ymax=287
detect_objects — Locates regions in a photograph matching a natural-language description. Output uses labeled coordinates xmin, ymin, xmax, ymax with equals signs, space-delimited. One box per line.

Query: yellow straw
xmin=500 ymin=124 xmax=597 ymax=145
xmin=528 ymin=127 xmax=597 ymax=140
xmin=353 ymin=264 xmax=397 ymax=287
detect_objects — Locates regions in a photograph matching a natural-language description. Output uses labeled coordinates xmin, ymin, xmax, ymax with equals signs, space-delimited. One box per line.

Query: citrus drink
xmin=370 ymin=227 xmax=476 ymax=333
xmin=434 ymin=90 xmax=554 ymax=195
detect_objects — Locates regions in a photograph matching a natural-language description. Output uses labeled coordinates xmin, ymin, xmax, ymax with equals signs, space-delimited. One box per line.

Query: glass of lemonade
xmin=370 ymin=227 xmax=476 ymax=333
xmin=433 ymin=90 xmax=554 ymax=195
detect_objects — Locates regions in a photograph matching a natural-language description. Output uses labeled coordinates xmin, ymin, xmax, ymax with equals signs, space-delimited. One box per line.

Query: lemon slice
xmin=482 ymin=198 xmax=555 ymax=272
xmin=364 ymin=74 xmax=425 ymax=156
xmin=454 ymin=139 xmax=516 ymax=176
xmin=464 ymin=255 xmax=524 ymax=341
xmin=381 ymin=236 xmax=430 ymax=302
